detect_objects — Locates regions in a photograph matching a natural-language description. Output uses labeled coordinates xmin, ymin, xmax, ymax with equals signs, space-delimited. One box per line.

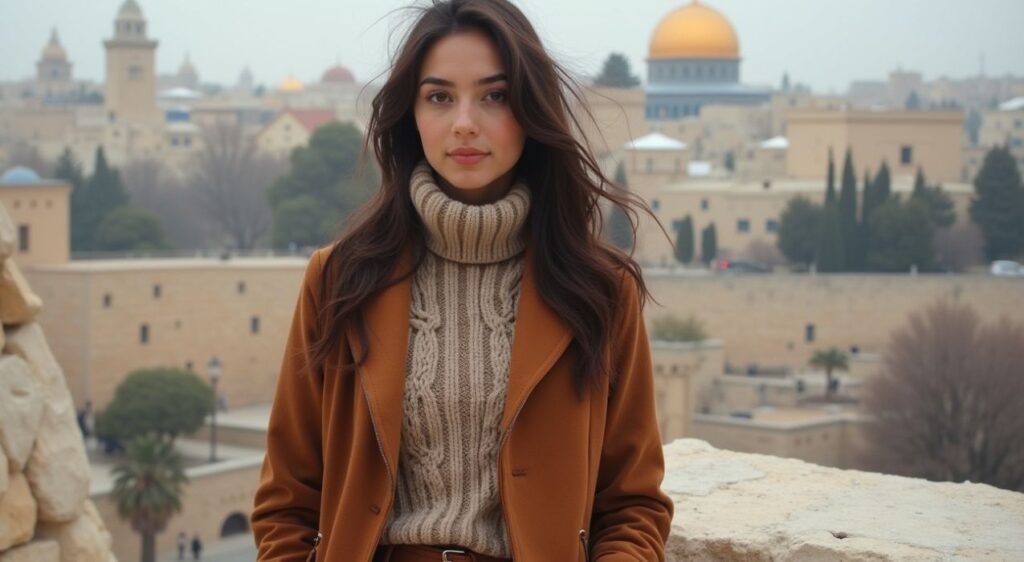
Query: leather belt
xmin=372 ymin=544 xmax=512 ymax=562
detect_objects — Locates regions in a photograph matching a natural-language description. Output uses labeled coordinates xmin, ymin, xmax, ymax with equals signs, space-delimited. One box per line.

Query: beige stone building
xmin=255 ymin=108 xmax=337 ymax=158
xmin=627 ymin=174 xmax=976 ymax=267
xmin=786 ymin=109 xmax=964 ymax=183
xmin=976 ymin=96 xmax=1024 ymax=177
xmin=26 ymin=257 xmax=308 ymax=411
xmin=0 ymin=167 xmax=70 ymax=268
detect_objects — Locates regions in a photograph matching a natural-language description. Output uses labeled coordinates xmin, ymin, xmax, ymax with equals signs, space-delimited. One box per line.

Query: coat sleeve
xmin=251 ymin=248 xmax=327 ymax=561
xmin=589 ymin=273 xmax=674 ymax=561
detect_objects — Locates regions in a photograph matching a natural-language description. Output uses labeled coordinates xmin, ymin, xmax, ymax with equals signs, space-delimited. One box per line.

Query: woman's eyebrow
xmin=418 ymin=73 xmax=508 ymax=88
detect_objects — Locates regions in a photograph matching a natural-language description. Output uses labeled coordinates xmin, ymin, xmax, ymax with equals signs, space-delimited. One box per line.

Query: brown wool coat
xmin=251 ymin=240 xmax=674 ymax=561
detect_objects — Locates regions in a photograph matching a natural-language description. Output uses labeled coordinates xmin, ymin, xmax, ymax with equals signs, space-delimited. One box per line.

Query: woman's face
xmin=414 ymin=29 xmax=526 ymax=205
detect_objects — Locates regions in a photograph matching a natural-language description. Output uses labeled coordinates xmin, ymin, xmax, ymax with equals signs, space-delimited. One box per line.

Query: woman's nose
xmin=452 ymin=102 xmax=480 ymax=137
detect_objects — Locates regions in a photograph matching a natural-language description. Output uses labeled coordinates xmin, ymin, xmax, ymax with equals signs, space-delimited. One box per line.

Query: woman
xmin=251 ymin=0 xmax=673 ymax=560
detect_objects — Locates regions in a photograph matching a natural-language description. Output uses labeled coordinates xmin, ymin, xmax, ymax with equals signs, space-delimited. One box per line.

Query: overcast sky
xmin=2 ymin=0 xmax=1022 ymax=94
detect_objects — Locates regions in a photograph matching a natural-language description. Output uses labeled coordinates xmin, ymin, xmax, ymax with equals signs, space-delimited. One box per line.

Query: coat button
xmin=369 ymin=504 xmax=381 ymax=514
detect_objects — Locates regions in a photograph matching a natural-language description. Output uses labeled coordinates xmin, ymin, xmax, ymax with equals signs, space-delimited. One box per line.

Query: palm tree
xmin=809 ymin=348 xmax=849 ymax=401
xmin=111 ymin=435 xmax=188 ymax=562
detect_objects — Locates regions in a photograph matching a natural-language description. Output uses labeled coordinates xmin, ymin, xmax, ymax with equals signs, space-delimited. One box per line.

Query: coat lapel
xmin=501 ymin=238 xmax=574 ymax=431
xmin=346 ymin=246 xmax=413 ymax=476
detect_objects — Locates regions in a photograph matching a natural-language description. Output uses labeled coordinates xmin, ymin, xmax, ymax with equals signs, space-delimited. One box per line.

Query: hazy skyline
xmin=2 ymin=0 xmax=1022 ymax=95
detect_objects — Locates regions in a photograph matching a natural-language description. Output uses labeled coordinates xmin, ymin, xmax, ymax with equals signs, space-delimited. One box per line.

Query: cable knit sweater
xmin=379 ymin=161 xmax=530 ymax=557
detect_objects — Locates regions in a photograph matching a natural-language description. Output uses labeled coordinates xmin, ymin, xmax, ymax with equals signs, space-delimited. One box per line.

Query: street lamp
xmin=208 ymin=356 xmax=222 ymax=463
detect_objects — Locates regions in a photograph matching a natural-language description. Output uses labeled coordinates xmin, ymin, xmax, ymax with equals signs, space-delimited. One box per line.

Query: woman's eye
xmin=427 ymin=91 xmax=451 ymax=103
xmin=486 ymin=90 xmax=508 ymax=102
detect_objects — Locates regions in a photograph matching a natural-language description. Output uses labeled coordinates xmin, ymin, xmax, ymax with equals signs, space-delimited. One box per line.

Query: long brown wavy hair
xmin=309 ymin=0 xmax=656 ymax=395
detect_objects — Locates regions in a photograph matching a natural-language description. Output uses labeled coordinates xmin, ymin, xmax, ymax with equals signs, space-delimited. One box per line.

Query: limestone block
xmin=0 ymin=540 xmax=61 ymax=562
xmin=4 ymin=324 xmax=88 ymax=522
xmin=37 ymin=500 xmax=114 ymax=562
xmin=0 ymin=472 xmax=36 ymax=551
xmin=0 ymin=449 xmax=7 ymax=495
xmin=0 ymin=355 xmax=43 ymax=473
xmin=0 ymin=204 xmax=15 ymax=260
xmin=0 ymin=260 xmax=42 ymax=326
xmin=662 ymin=438 xmax=1024 ymax=561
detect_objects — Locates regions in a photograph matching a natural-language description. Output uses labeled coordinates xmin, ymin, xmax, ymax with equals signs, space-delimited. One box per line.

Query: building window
xmin=251 ymin=316 xmax=260 ymax=334
xmin=237 ymin=281 xmax=246 ymax=294
xmin=766 ymin=219 xmax=779 ymax=233
xmin=140 ymin=324 xmax=150 ymax=344
xmin=128 ymin=65 xmax=143 ymax=81
xmin=701 ymin=198 xmax=709 ymax=210
xmin=672 ymin=218 xmax=683 ymax=232
xmin=185 ymin=360 xmax=194 ymax=371
xmin=17 ymin=224 xmax=29 ymax=252
xmin=805 ymin=323 xmax=815 ymax=343
xmin=737 ymin=219 xmax=750 ymax=233
xmin=674 ymin=158 xmax=681 ymax=172
xmin=900 ymin=145 xmax=913 ymax=164
xmin=103 ymin=293 xmax=112 ymax=308
xmin=153 ymin=284 xmax=161 ymax=298
xmin=645 ymin=158 xmax=653 ymax=173
xmin=651 ymin=199 xmax=661 ymax=211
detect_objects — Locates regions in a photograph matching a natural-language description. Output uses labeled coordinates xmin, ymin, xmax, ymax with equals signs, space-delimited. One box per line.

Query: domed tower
xmin=645 ymin=0 xmax=769 ymax=120
xmin=36 ymin=28 xmax=74 ymax=98
xmin=104 ymin=0 xmax=160 ymax=123
xmin=177 ymin=53 xmax=199 ymax=90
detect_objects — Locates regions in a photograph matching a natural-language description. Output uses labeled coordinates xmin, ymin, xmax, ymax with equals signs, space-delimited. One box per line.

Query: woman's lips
xmin=449 ymin=152 xmax=488 ymax=166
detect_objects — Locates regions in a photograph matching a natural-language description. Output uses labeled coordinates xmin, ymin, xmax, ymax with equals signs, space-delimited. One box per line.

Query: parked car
xmin=990 ymin=260 xmax=1024 ymax=277
xmin=711 ymin=259 xmax=773 ymax=273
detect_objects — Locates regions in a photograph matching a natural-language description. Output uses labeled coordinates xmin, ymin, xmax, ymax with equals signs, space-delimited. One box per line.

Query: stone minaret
xmin=103 ymin=0 xmax=159 ymax=124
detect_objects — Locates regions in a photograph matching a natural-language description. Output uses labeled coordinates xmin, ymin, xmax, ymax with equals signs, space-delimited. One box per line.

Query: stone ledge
xmin=663 ymin=439 xmax=1024 ymax=561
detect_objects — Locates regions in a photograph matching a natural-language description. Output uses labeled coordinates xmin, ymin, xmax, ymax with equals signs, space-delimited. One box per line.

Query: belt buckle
xmin=441 ymin=548 xmax=468 ymax=561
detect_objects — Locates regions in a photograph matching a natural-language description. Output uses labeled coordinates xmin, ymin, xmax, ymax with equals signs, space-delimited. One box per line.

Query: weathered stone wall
xmin=663 ymin=439 xmax=1024 ymax=561
xmin=0 ymin=204 xmax=117 ymax=562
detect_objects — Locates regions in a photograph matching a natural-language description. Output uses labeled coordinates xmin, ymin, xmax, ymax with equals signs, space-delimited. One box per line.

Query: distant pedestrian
xmin=190 ymin=533 xmax=203 ymax=561
xmin=176 ymin=532 xmax=187 ymax=560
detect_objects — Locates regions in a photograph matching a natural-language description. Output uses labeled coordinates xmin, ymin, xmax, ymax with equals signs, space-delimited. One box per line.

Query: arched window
xmin=221 ymin=513 xmax=249 ymax=537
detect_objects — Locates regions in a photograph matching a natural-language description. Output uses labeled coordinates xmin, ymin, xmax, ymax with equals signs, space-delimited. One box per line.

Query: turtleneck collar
xmin=410 ymin=160 xmax=530 ymax=265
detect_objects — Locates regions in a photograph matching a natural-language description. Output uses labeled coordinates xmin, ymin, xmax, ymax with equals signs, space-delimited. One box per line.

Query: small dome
xmin=41 ymin=29 xmax=67 ymax=61
xmin=321 ymin=65 xmax=355 ymax=83
xmin=1 ymin=166 xmax=43 ymax=185
xmin=649 ymin=0 xmax=740 ymax=60
xmin=278 ymin=77 xmax=305 ymax=92
xmin=117 ymin=0 xmax=145 ymax=20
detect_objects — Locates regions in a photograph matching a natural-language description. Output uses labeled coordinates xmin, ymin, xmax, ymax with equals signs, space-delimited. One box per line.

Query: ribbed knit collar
xmin=410 ymin=160 xmax=530 ymax=265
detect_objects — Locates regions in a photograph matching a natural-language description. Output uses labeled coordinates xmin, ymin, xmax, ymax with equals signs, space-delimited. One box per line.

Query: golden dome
xmin=649 ymin=1 xmax=739 ymax=60
xmin=278 ymin=77 xmax=305 ymax=93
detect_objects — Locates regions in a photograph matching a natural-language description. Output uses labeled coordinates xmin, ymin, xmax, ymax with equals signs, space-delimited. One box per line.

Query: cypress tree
xmin=76 ymin=147 xmax=130 ymax=251
xmin=825 ymin=147 xmax=837 ymax=204
xmin=674 ymin=215 xmax=694 ymax=265
xmin=969 ymin=145 xmax=1024 ymax=260
xmin=874 ymin=161 xmax=892 ymax=203
xmin=855 ymin=168 xmax=873 ymax=271
xmin=838 ymin=148 xmax=858 ymax=270
xmin=911 ymin=167 xmax=956 ymax=229
xmin=606 ymin=162 xmax=635 ymax=251
xmin=54 ymin=148 xmax=89 ymax=252
xmin=701 ymin=222 xmax=717 ymax=265
xmin=816 ymin=201 xmax=845 ymax=272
